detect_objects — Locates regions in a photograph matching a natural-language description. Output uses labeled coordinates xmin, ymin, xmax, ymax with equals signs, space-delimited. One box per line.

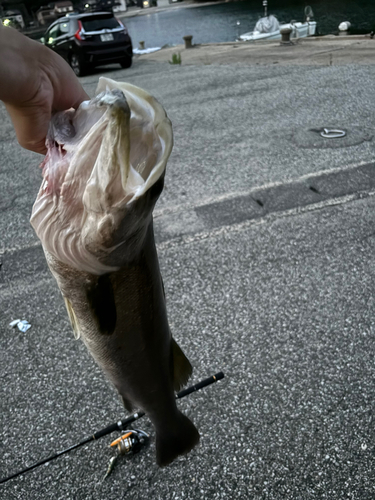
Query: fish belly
xmin=45 ymin=223 xmax=199 ymax=466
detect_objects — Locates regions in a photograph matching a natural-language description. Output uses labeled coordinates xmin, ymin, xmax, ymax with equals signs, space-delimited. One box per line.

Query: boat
xmin=239 ymin=11 xmax=317 ymax=42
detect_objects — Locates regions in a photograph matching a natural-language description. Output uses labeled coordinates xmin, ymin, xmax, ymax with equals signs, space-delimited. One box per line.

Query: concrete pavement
xmin=1 ymin=39 xmax=375 ymax=499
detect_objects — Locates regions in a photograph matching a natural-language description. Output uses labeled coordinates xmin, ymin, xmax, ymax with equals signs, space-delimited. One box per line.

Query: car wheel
xmin=120 ymin=57 xmax=132 ymax=69
xmin=70 ymin=53 xmax=88 ymax=77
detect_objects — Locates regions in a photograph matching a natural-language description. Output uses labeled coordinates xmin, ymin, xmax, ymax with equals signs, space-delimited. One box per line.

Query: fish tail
xmin=156 ymin=411 xmax=200 ymax=467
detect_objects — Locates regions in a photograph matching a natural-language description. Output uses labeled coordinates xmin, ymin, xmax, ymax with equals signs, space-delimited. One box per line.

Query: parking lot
xmin=1 ymin=41 xmax=375 ymax=499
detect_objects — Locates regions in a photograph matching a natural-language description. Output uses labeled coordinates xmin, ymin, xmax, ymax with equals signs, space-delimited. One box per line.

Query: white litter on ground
xmin=9 ymin=319 xmax=31 ymax=332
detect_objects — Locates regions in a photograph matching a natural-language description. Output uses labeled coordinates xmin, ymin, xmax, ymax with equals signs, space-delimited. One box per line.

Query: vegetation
xmin=169 ymin=53 xmax=181 ymax=65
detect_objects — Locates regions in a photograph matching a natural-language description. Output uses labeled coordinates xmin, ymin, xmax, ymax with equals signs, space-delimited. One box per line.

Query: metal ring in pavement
xmin=320 ymin=128 xmax=346 ymax=139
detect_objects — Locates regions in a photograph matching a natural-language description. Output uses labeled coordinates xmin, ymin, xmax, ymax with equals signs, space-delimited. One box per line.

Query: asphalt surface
xmin=1 ymin=41 xmax=375 ymax=499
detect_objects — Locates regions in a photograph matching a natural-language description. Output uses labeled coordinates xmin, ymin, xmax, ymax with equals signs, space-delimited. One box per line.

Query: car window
xmin=59 ymin=21 xmax=69 ymax=34
xmin=81 ymin=17 xmax=120 ymax=31
xmin=46 ymin=24 xmax=61 ymax=44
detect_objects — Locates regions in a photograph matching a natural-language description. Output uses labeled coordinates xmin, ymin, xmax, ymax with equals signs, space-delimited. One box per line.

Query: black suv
xmin=42 ymin=12 xmax=133 ymax=76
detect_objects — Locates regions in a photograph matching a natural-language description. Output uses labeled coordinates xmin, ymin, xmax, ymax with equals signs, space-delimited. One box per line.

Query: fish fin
xmin=86 ymin=274 xmax=117 ymax=335
xmin=171 ymin=338 xmax=193 ymax=392
xmin=64 ymin=297 xmax=80 ymax=340
xmin=160 ymin=274 xmax=166 ymax=298
xmin=156 ymin=411 xmax=200 ymax=467
xmin=120 ymin=394 xmax=133 ymax=413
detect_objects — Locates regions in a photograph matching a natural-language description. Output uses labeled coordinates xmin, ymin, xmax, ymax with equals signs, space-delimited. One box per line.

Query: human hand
xmin=0 ymin=25 xmax=89 ymax=154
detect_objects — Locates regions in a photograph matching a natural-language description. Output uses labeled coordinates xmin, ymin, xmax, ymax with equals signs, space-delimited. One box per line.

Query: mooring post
xmin=280 ymin=27 xmax=293 ymax=45
xmin=183 ymin=35 xmax=193 ymax=49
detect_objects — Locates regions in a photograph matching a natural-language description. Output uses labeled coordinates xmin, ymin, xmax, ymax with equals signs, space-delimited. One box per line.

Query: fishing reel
xmin=103 ymin=429 xmax=150 ymax=480
xmin=110 ymin=429 xmax=149 ymax=456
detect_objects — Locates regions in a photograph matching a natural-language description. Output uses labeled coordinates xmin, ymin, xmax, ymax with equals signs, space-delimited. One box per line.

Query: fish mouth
xmin=42 ymin=86 xmax=161 ymax=207
xmin=31 ymin=78 xmax=173 ymax=274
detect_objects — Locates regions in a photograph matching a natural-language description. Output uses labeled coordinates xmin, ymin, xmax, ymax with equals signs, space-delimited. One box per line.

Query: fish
xmin=30 ymin=77 xmax=199 ymax=466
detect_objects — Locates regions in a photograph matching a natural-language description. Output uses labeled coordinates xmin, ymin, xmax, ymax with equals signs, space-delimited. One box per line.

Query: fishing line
xmin=0 ymin=372 xmax=224 ymax=484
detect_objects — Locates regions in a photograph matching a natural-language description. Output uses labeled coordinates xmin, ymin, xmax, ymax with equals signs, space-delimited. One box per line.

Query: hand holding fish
xmin=0 ymin=24 xmax=88 ymax=154
xmin=1 ymin=24 xmax=200 ymax=467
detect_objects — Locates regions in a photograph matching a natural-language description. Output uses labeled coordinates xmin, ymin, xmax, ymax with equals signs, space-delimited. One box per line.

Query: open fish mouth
xmin=30 ymin=78 xmax=173 ymax=274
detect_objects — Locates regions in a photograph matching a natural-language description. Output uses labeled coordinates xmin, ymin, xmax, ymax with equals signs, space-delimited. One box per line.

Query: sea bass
xmin=30 ymin=77 xmax=199 ymax=466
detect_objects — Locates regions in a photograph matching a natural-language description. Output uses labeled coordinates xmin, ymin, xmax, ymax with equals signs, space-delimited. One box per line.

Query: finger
xmin=5 ymin=101 xmax=50 ymax=155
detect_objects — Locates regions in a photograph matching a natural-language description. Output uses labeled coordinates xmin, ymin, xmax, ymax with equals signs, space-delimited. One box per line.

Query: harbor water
xmin=124 ymin=0 xmax=375 ymax=49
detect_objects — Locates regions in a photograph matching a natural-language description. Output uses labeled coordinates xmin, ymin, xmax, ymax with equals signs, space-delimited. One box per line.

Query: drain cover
xmin=292 ymin=126 xmax=373 ymax=149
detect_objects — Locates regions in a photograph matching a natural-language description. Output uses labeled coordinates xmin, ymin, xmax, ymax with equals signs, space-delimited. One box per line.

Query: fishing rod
xmin=0 ymin=372 xmax=224 ymax=485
